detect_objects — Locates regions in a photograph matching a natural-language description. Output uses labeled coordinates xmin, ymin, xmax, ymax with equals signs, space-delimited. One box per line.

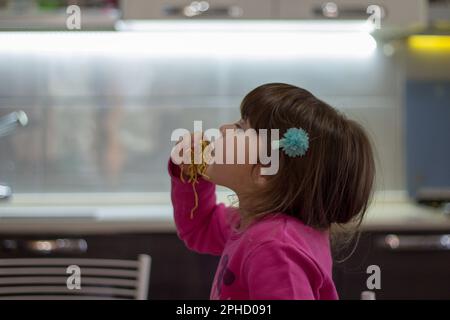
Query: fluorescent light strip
xmin=0 ymin=22 xmax=377 ymax=59
xmin=115 ymin=20 xmax=376 ymax=33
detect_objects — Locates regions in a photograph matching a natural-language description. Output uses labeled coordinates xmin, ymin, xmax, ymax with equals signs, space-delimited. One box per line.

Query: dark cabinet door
xmin=333 ymin=230 xmax=450 ymax=300
xmin=0 ymin=233 xmax=220 ymax=300
xmin=2 ymin=230 xmax=450 ymax=299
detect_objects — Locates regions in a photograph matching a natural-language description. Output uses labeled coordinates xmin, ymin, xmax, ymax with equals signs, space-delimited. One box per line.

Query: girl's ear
xmin=251 ymin=164 xmax=268 ymax=187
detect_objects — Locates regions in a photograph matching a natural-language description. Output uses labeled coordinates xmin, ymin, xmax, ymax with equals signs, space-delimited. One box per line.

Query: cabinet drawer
xmin=278 ymin=0 xmax=426 ymax=28
xmin=121 ymin=0 xmax=273 ymax=20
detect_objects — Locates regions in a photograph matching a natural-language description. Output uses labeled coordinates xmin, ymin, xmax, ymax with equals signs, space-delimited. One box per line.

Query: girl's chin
xmin=203 ymin=165 xmax=224 ymax=186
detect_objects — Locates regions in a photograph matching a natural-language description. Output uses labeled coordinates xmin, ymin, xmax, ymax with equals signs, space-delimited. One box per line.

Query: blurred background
xmin=0 ymin=0 xmax=449 ymax=300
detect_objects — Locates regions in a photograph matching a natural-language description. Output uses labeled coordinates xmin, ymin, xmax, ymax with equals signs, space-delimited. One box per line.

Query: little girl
xmin=168 ymin=83 xmax=375 ymax=300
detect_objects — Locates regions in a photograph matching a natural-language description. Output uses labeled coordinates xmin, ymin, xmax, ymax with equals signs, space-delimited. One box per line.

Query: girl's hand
xmin=171 ymin=131 xmax=205 ymax=177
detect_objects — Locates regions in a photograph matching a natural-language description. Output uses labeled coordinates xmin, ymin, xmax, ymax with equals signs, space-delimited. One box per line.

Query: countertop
xmin=0 ymin=191 xmax=448 ymax=234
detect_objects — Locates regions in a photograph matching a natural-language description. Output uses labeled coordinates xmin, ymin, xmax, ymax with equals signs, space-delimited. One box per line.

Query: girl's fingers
xmin=191 ymin=131 xmax=205 ymax=165
xmin=171 ymin=132 xmax=192 ymax=166
xmin=172 ymin=131 xmax=209 ymax=175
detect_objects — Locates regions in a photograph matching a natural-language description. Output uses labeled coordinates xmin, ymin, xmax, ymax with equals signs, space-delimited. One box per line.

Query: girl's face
xmin=205 ymin=119 xmax=264 ymax=194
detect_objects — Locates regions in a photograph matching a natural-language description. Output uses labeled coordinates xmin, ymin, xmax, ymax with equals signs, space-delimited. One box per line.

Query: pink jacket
xmin=168 ymin=160 xmax=338 ymax=300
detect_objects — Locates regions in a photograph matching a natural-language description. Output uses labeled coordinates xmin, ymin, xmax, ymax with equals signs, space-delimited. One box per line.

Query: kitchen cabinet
xmin=120 ymin=0 xmax=426 ymax=29
xmin=121 ymin=0 xmax=274 ymax=20
xmin=334 ymin=230 xmax=450 ymax=299
xmin=0 ymin=233 xmax=219 ymax=299
xmin=1 ymin=229 xmax=450 ymax=299
xmin=278 ymin=0 xmax=427 ymax=29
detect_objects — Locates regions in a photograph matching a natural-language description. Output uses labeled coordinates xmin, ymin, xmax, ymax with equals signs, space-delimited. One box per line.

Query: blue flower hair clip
xmin=271 ymin=127 xmax=309 ymax=157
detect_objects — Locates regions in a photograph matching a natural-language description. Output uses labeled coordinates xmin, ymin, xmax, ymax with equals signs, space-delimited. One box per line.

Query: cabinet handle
xmin=313 ymin=3 xmax=385 ymax=20
xmin=23 ymin=239 xmax=88 ymax=254
xmin=2 ymin=239 xmax=88 ymax=254
xmin=378 ymin=234 xmax=450 ymax=251
xmin=163 ymin=2 xmax=243 ymax=18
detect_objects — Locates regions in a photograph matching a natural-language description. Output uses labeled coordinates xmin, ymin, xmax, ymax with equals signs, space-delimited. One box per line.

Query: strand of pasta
xmin=180 ymin=140 xmax=210 ymax=219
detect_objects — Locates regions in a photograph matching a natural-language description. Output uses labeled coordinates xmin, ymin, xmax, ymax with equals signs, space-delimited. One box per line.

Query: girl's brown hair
xmin=238 ymin=83 xmax=375 ymax=230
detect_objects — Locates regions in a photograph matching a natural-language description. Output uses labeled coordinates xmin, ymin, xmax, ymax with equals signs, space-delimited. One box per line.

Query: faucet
xmin=0 ymin=111 xmax=28 ymax=138
xmin=0 ymin=184 xmax=12 ymax=201
xmin=0 ymin=111 xmax=28 ymax=202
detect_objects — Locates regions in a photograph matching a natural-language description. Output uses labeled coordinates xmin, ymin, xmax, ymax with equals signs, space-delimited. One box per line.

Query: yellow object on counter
xmin=408 ymin=35 xmax=450 ymax=53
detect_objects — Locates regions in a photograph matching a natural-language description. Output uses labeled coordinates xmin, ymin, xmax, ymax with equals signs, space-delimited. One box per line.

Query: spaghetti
xmin=180 ymin=140 xmax=210 ymax=219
